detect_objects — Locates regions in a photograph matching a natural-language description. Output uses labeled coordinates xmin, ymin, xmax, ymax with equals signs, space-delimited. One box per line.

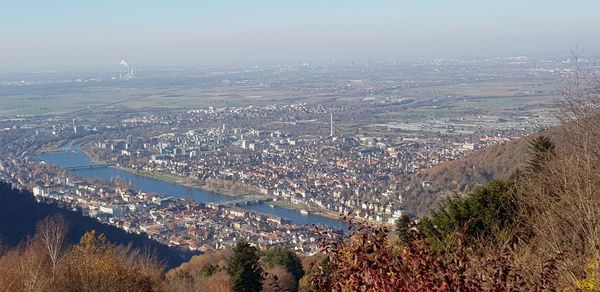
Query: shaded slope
xmin=0 ymin=181 xmax=196 ymax=269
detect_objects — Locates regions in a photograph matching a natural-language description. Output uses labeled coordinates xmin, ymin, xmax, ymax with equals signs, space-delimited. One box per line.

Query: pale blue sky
xmin=1 ymin=1 xmax=599 ymax=70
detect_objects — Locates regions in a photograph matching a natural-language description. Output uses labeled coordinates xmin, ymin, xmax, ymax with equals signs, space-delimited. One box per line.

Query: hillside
xmin=402 ymin=135 xmax=537 ymax=216
xmin=422 ymin=138 xmax=530 ymax=190
xmin=309 ymin=104 xmax=600 ymax=290
xmin=0 ymin=181 xmax=196 ymax=269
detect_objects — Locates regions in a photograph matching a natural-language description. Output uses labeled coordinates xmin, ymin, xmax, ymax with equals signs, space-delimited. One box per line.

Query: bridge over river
xmin=63 ymin=164 xmax=114 ymax=171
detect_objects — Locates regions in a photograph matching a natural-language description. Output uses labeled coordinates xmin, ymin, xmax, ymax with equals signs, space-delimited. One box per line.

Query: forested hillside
xmin=420 ymin=138 xmax=529 ymax=191
xmin=401 ymin=129 xmax=567 ymax=216
xmin=0 ymin=182 xmax=196 ymax=269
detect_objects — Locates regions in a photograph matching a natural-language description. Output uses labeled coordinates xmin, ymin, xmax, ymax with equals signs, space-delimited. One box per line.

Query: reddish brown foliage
xmin=308 ymin=220 xmax=559 ymax=291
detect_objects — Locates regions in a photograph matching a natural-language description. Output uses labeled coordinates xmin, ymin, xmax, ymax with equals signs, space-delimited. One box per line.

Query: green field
xmin=376 ymin=81 xmax=559 ymax=123
xmin=0 ymin=86 xmax=306 ymax=116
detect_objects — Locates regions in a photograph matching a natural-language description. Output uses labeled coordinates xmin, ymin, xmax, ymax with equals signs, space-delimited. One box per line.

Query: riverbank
xmin=37 ymin=146 xmax=349 ymax=229
xmin=123 ymin=167 xmax=344 ymax=220
xmin=79 ymin=144 xmax=347 ymax=222
xmin=80 ymin=145 xmax=269 ymax=198
xmin=116 ymin=167 xmax=258 ymax=198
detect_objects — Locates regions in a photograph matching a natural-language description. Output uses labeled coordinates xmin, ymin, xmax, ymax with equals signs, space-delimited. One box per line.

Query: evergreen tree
xmin=227 ymin=239 xmax=263 ymax=292
xmin=394 ymin=215 xmax=412 ymax=244
xmin=419 ymin=180 xmax=516 ymax=250
xmin=527 ymin=135 xmax=555 ymax=171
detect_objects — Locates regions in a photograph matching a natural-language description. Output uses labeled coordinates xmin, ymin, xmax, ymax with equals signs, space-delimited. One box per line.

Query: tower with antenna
xmin=330 ymin=112 xmax=334 ymax=137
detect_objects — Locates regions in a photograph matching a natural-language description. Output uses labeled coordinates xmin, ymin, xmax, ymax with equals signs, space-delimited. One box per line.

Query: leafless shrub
xmin=510 ymin=54 xmax=600 ymax=289
xmin=263 ymin=266 xmax=296 ymax=292
xmin=554 ymin=51 xmax=600 ymax=158
xmin=0 ymin=239 xmax=53 ymax=292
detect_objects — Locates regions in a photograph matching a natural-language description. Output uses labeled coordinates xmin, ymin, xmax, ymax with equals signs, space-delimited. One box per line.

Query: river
xmin=38 ymin=146 xmax=347 ymax=230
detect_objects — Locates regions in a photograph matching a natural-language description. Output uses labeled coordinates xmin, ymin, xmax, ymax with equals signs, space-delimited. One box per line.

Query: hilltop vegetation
xmin=0 ymin=203 xmax=308 ymax=292
xmin=306 ymin=71 xmax=600 ymax=290
xmin=0 ymin=218 xmax=165 ymax=292
xmin=165 ymin=241 xmax=308 ymax=291
xmin=400 ymin=125 xmax=570 ymax=217
xmin=0 ymin=182 xmax=196 ymax=269
xmin=419 ymin=137 xmax=529 ymax=192
xmin=0 ymin=184 xmax=308 ymax=291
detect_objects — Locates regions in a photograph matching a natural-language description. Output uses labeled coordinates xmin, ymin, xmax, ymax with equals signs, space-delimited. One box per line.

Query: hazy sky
xmin=2 ymin=0 xmax=600 ymax=71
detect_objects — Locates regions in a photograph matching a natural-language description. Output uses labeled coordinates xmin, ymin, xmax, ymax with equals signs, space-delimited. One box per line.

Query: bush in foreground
xmin=306 ymin=221 xmax=559 ymax=291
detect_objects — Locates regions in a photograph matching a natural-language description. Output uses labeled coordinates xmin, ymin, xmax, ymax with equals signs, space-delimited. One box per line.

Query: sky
xmin=1 ymin=0 xmax=600 ymax=71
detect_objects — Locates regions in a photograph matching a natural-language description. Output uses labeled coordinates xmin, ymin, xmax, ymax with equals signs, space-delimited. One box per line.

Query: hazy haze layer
xmin=2 ymin=0 xmax=600 ymax=71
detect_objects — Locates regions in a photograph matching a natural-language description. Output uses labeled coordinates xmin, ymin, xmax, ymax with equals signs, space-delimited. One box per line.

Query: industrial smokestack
xmin=119 ymin=60 xmax=134 ymax=79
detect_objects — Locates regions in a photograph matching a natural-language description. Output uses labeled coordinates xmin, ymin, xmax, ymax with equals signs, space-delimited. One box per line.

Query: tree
xmin=526 ymin=135 xmax=555 ymax=172
xmin=35 ymin=215 xmax=68 ymax=271
xmin=227 ymin=239 xmax=263 ymax=292
xmin=57 ymin=230 xmax=163 ymax=292
xmin=16 ymin=240 xmax=52 ymax=292
xmin=419 ymin=180 xmax=517 ymax=250
xmin=394 ymin=215 xmax=412 ymax=244
xmin=263 ymin=266 xmax=296 ymax=292
xmin=262 ymin=247 xmax=304 ymax=283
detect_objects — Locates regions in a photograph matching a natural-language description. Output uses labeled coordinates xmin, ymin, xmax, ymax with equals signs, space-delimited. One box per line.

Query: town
xmin=0 ymin=155 xmax=331 ymax=254
xmin=0 ymin=56 xmax=566 ymax=254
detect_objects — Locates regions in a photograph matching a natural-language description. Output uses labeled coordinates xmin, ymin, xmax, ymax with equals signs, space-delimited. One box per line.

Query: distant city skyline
xmin=2 ymin=0 xmax=600 ymax=71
